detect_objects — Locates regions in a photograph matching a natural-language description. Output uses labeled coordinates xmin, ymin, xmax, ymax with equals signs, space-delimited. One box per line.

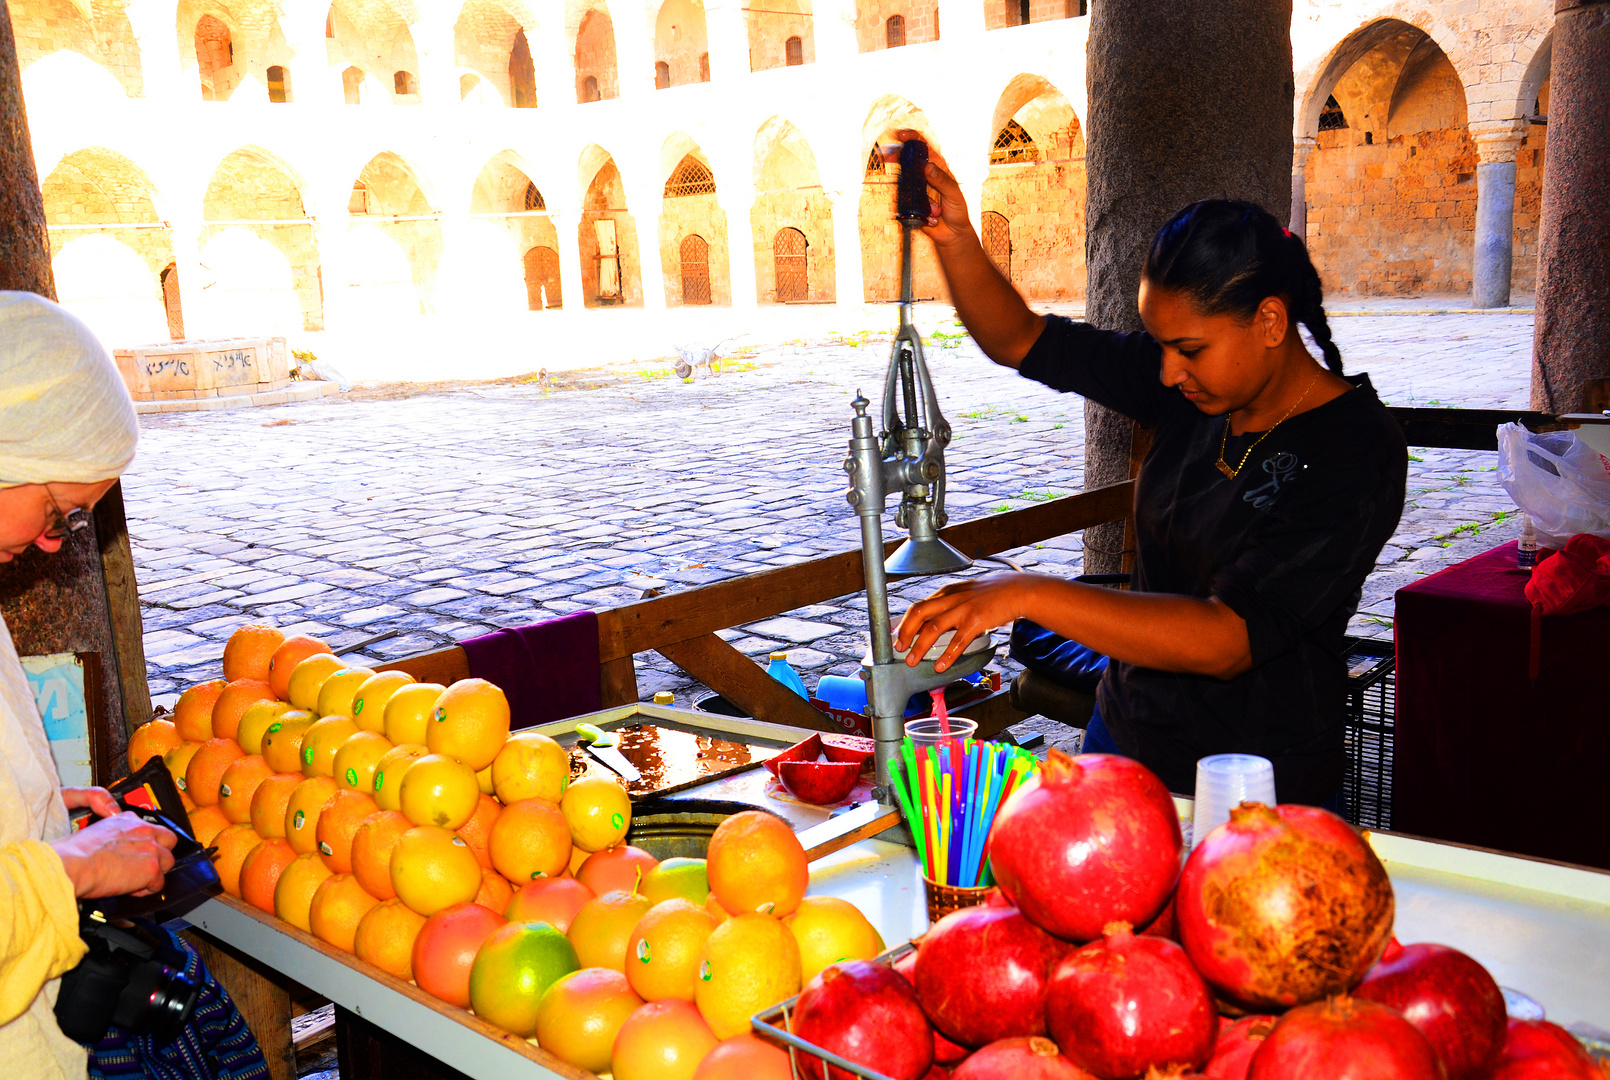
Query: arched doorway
xmin=981 ymin=75 xmax=1086 ymax=299
xmin=524 ymin=246 xmax=561 ymax=309
xmin=981 ymin=211 xmax=1010 ymax=281
xmin=680 ymin=235 xmax=711 ymax=304
xmin=773 ymin=227 xmax=807 ymax=301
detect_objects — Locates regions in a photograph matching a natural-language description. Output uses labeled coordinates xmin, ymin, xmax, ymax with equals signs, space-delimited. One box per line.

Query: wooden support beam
xmin=598 ymin=654 xmax=638 ymax=708
xmin=657 ymin=633 xmax=842 ymax=733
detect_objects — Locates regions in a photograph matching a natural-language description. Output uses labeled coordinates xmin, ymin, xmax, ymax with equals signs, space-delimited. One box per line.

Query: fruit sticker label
xmin=267 ymin=722 xmax=283 ymax=734
xmin=319 ymin=842 xmax=333 ymax=856
xmin=451 ymin=836 xmax=467 ymax=847
xmin=353 ymin=698 xmax=364 ymax=715
xmin=303 ymin=746 xmax=315 ymax=765
xmin=434 ymin=708 xmax=446 ymax=723
xmin=699 ymin=960 xmax=712 ymax=982
xmin=373 ymin=771 xmax=384 ymax=791
xmin=346 ymin=768 xmax=358 ymax=787
xmin=636 ymin=940 xmax=651 ymax=964
xmin=612 ymin=812 xmax=625 ymax=830
xmin=219 ymin=784 xmax=231 ymax=798
xmin=293 ymin=810 xmax=305 ymax=830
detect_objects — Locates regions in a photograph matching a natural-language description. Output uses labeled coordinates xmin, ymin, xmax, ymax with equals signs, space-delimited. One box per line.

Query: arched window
xmin=655 ymin=60 xmax=670 ymax=89
xmin=342 ymin=66 xmax=364 ymax=104
xmin=582 ymin=74 xmax=600 ymax=101
xmin=394 ymin=70 xmax=418 ymax=95
xmin=523 ymin=182 xmax=546 ymax=211
xmin=885 ymin=14 xmax=905 ymax=47
xmin=774 ymin=228 xmax=807 ymax=301
xmin=510 ymin=29 xmax=537 ymax=107
xmin=990 ymin=120 xmax=1039 ymax=164
xmin=865 ymin=143 xmax=886 ymax=177
xmin=348 ymin=182 xmax=369 ymax=214
xmin=680 ymin=235 xmax=711 ymax=305
xmin=785 ymin=36 xmax=803 ymax=65
xmin=699 ymin=53 xmax=710 ymax=81
xmin=982 ymin=212 xmax=1011 ymax=280
xmin=524 ymin=246 xmax=561 ymax=310
xmin=194 ymin=15 xmax=233 ymax=100
xmin=266 ymin=65 xmax=288 ymax=102
xmin=664 ymin=156 xmax=716 ymax=197
xmin=1319 ymin=95 xmax=1347 ymax=131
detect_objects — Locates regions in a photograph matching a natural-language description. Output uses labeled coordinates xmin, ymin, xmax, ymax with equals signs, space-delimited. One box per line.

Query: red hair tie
xmin=1282 ymin=227 xmax=1294 ymax=238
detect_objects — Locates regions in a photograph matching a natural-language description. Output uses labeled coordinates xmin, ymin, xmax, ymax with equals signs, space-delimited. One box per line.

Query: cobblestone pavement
xmin=128 ymin=306 xmax=1534 ymax=749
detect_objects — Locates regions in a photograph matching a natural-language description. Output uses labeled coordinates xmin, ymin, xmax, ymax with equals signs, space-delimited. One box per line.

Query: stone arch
xmin=10 ymin=0 xmax=142 ymax=97
xmin=658 ymin=136 xmax=729 ymax=306
xmin=1516 ymin=30 xmax=1552 ymax=122
xmin=860 ymin=96 xmax=944 ymax=301
xmin=654 ymin=0 xmax=709 ymax=88
xmin=751 ymin=116 xmax=833 ymax=304
xmin=453 ymin=0 xmax=538 ymax=107
xmin=177 ymin=0 xmax=294 ymax=103
xmin=202 ymin=145 xmax=322 ymax=330
xmin=338 ymin=151 xmax=442 ymax=320
xmin=982 ymin=74 xmax=1085 ymax=299
xmin=19 ymin=50 xmax=129 ymax=113
xmin=748 ymin=0 xmax=811 ymax=72
xmin=570 ymin=1 xmax=618 ymax=101
xmin=470 ymin=149 xmax=561 ymax=310
xmin=577 ymin=146 xmax=641 ymax=306
xmin=1297 ymin=15 xmax=1471 ymax=140
xmin=326 ymin=0 xmax=421 ymax=104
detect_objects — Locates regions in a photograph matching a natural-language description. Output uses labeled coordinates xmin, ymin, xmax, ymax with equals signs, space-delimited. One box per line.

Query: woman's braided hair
xmin=1142 ymin=200 xmax=1343 ymax=375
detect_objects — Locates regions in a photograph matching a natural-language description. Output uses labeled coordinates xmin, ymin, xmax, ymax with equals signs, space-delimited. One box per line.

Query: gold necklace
xmin=1216 ymin=369 xmax=1321 ymax=479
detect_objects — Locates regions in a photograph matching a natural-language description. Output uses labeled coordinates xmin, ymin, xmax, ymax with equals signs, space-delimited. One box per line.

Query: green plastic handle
xmin=575 ymin=723 xmax=616 ymax=749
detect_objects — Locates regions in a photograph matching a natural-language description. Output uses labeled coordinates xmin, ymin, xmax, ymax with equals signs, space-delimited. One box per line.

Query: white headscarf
xmin=0 ymin=292 xmax=138 ymax=488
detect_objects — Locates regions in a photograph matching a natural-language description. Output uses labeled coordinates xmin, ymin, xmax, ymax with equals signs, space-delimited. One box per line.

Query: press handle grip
xmin=897 ymin=139 xmax=930 ymax=222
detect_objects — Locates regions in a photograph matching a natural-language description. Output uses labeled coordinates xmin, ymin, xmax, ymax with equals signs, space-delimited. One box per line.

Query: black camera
xmin=54 ymin=914 xmax=201 ymax=1045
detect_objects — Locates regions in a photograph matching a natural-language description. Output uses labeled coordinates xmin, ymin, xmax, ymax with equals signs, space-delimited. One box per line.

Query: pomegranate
xmin=987 ymin=751 xmax=1182 ymax=942
xmin=1205 ymin=1016 xmax=1277 ymax=1080
xmin=779 ymin=759 xmax=861 ymax=804
xmin=1046 ymin=922 xmax=1217 ymax=1079
xmin=894 ymin=947 xmax=918 ymax=983
xmin=1490 ymin=1019 xmax=1608 ymax=1080
xmin=822 ymin=734 xmax=875 ymax=768
xmin=914 ymin=903 xmax=1070 ymax=1047
xmin=933 ymin=1029 xmax=971 ymax=1066
xmin=1139 ymin=891 xmax=1178 ymax=941
xmin=1246 ymin=996 xmax=1443 ymax=1080
xmin=763 ymin=733 xmax=822 ymax=777
xmin=952 ymin=1037 xmax=1098 ymax=1080
xmin=793 ymin=960 xmax=934 ymax=1080
xmin=1176 ymin=802 xmax=1394 ymax=1010
xmin=1354 ymin=943 xmax=1506 ymax=1080
xmin=922 ymin=1068 xmax=951 ymax=1080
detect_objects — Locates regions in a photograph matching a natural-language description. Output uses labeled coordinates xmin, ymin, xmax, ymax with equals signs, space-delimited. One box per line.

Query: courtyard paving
xmin=127 ymin=304 xmax=1535 ymax=739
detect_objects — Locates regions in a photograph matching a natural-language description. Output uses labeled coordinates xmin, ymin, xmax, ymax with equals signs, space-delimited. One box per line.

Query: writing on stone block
xmin=144 ymin=357 xmax=191 ymax=378
xmin=212 ymin=350 xmax=255 ymax=372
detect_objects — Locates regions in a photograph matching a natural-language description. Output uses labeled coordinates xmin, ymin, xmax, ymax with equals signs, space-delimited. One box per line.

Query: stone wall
xmin=579 ymin=160 xmax=643 ymax=305
xmin=455 ymin=0 xmax=525 ymax=104
xmin=202 ymin=150 xmax=322 ymax=328
xmin=654 ymin=0 xmax=707 ymax=86
xmin=659 ymin=190 xmax=730 ymax=305
xmin=747 ymin=0 xmax=811 ymax=71
xmin=983 ymin=0 xmax=1079 ymax=32
xmin=854 ymin=0 xmax=936 ymax=52
xmin=11 ymin=0 xmax=142 ymax=96
xmin=574 ymin=5 xmax=618 ymax=99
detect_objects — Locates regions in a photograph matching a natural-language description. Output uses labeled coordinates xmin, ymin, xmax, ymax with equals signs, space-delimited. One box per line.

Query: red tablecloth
xmin=1394 ymin=540 xmax=1610 ymax=870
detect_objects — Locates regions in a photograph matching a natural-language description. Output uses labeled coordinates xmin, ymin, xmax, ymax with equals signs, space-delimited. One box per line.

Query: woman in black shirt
xmin=893 ymin=158 xmax=1407 ymax=807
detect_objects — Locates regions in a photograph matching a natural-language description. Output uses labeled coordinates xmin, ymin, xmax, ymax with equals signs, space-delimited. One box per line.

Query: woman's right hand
xmin=888 ymin=129 xmax=975 ymax=248
xmin=51 ymin=812 xmax=177 ymax=899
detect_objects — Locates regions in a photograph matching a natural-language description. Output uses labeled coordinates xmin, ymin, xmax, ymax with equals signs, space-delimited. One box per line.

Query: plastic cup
xmin=1192 ymin=754 xmax=1276 ymax=849
xmin=905 ymin=717 xmax=977 ymax=751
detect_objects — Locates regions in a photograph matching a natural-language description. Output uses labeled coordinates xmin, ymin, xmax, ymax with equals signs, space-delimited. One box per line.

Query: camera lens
xmin=113 ymin=957 xmax=201 ymax=1043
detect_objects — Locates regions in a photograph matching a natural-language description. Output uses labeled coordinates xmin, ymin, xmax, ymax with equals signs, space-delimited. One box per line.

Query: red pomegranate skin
xmin=1353 ymin=942 xmax=1506 ymax=1080
xmin=1140 ymin=891 xmax=1178 ymax=941
xmin=1490 ymin=1019 xmax=1609 ymax=1080
xmin=987 ymin=751 xmax=1182 ymax=943
xmin=1204 ymin=1016 xmax=1277 ymax=1080
xmin=1246 ymin=996 xmax=1444 ymax=1080
xmin=952 ymin=1037 xmax=1099 ymax=1080
xmin=914 ymin=903 xmax=1071 ymax=1048
xmin=794 ymin=960 xmax=935 ymax=1080
xmin=1176 ymin=802 xmax=1394 ymax=1010
xmin=922 ymin=1068 xmax=951 ymax=1080
xmin=933 ymin=1029 xmax=971 ymax=1066
xmin=1046 ymin=923 xmax=1217 ymax=1079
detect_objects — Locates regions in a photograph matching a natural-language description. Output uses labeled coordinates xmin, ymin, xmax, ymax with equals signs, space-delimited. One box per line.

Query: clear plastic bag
xmin=1497 ymin=423 xmax=1610 ymax=548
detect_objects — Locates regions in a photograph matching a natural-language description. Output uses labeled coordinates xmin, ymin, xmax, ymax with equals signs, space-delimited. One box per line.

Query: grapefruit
xmin=173 ymin=680 xmax=226 ymax=743
xmin=185 ymin=737 xmax=245 ymax=807
xmin=240 ymin=837 xmax=297 ymax=915
xmin=568 ymin=889 xmax=654 ymax=972
xmin=309 ymin=873 xmax=380 ymax=952
xmin=333 ymin=730 xmax=393 ymax=794
xmin=642 ymin=857 xmax=710 ymax=907
xmin=475 ymin=866 xmax=514 ymax=913
xmin=163 ymin=741 xmax=203 ymax=798
xmin=211 ymin=679 xmax=276 ymax=743
xmin=350 ymin=809 xmax=412 ymax=900
xmin=411 ymin=901 xmax=506 ymax=1008
xmin=212 ymin=823 xmax=262 ymax=897
xmin=626 ymin=898 xmax=720 ymax=1002
xmin=383 ymin=682 xmax=445 ymax=747
xmin=534 ymin=968 xmax=644 ymax=1073
xmin=286 ymin=653 xmax=346 ymax=712
xmin=398 ymin=753 xmax=480 ymax=830
xmin=187 ymin=804 xmax=229 ymax=848
xmin=223 ymin=623 xmax=285 ymax=683
xmin=127 ymin=718 xmax=181 ymax=772
xmin=390 ymin=824 xmax=483 ymax=916
xmin=299 ymin=715 xmax=360 ymax=778
xmin=468 ymin=921 xmax=580 ymax=1037
xmin=488 ymin=798 xmax=572 ymax=883
xmin=785 ymin=895 xmax=886 ymax=982
xmin=268 ymin=635 xmax=333 ymax=700
xmin=237 ymin=700 xmax=293 ymax=756
xmin=692 ymin=1034 xmax=795 ymax=1080
xmin=426 ymin=678 xmax=510 ymax=772
xmin=492 ymin=731 xmax=570 ymax=804
xmin=562 ymin=776 xmax=632 ymax=853
xmin=694 ymin=912 xmax=803 ymax=1039
xmin=371 ymin=743 xmax=429 ymax=812
xmin=260 ymin=711 xmax=315 ymax=775
xmin=248 ymin=772 xmax=302 ymax=838
xmin=578 ymin=845 xmax=659 ymax=898
xmin=706 ymin=810 xmax=808 ymax=917
xmin=315 ymin=789 xmax=379 ymax=873
xmin=354 ymin=898 xmax=426 ymax=980
xmin=612 ymin=999 xmax=720 ymax=1080
xmin=506 ymin=876 xmax=595 ymax=933
xmin=274 ymin=851 xmax=335 ymax=931
xmin=315 ymin=666 xmax=376 ymax=720
xmin=350 ymin=670 xmax=415 ymax=734
xmin=217 ymin=753 xmax=274 ymax=824
xmin=284 ymin=775 xmax=341 ymax=855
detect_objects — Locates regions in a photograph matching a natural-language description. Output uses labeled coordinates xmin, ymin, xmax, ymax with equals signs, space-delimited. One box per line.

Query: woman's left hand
xmin=895 ymin=573 xmax=1031 ymax=673
xmin=62 ymin=787 xmax=121 ymax=818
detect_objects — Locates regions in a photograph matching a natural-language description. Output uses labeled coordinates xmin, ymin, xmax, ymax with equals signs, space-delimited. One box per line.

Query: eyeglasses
xmin=43 ymin=490 xmax=90 ymax=542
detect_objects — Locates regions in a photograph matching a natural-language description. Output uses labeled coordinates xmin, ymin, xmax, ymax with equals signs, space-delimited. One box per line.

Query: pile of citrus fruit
xmin=128 ymin=624 xmax=888 ymax=1080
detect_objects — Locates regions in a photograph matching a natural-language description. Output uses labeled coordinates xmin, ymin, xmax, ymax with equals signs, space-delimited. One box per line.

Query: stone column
xmin=0 ymin=0 xmax=52 ymax=295
xmin=410 ymin=15 xmax=458 ymax=108
xmin=167 ymin=219 xmax=213 ymax=337
xmin=703 ymin=0 xmax=748 ymax=81
xmin=1470 ymin=120 xmax=1528 ymax=309
xmin=1083 ymin=0 xmax=1294 ymax=573
xmin=1532 ymin=0 xmax=1610 ymax=413
xmin=1289 ymin=135 xmax=1316 ymax=239
xmin=124 ymin=0 xmax=189 ymax=102
xmin=812 ymin=0 xmax=859 ymax=62
xmin=824 ymin=156 xmax=866 ymax=305
xmin=718 ymin=177 xmax=759 ymax=308
xmin=625 ymin=173 xmax=668 ymax=309
xmin=550 ymin=210 xmax=587 ymax=312
xmin=279 ymin=2 xmax=332 ymax=106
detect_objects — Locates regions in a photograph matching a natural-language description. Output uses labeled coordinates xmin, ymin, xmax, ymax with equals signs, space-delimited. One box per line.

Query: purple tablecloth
xmin=459 ymin=612 xmax=602 ymax=730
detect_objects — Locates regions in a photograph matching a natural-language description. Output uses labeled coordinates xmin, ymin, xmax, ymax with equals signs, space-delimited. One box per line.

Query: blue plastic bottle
xmin=767 ymin=652 xmax=810 ymax=700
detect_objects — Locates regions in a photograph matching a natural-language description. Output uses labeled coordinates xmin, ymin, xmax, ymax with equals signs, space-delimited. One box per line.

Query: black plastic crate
xmin=1342 ymin=636 xmax=1395 ymax=830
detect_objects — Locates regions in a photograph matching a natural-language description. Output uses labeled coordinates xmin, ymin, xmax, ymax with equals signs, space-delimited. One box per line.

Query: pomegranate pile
xmin=789 ymin=750 xmax=1606 ymax=1080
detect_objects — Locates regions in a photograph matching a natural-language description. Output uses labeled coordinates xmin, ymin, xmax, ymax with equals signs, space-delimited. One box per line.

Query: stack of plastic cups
xmin=1191 ymin=754 xmax=1276 ymax=850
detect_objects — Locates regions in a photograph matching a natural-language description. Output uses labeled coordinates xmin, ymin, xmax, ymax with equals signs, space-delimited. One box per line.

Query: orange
xmin=425 ymin=679 xmax=510 ymax=772
xmin=561 ymin=776 xmax=632 ymax=853
xmin=315 ymin=790 xmax=379 ymax=873
xmin=273 ymin=851 xmax=334 ymax=931
xmin=173 ymin=680 xmax=226 ymax=743
xmin=333 ymin=730 xmax=393 ymax=794
xmin=642 ymin=857 xmax=710 ymax=907
xmin=299 ymin=715 xmax=360 ymax=778
xmin=455 ymin=795 xmax=502 ymax=869
xmin=315 ymin=666 xmax=376 ymax=719
xmin=569 ymin=843 xmax=591 ymax=877
xmin=350 ymin=809 xmax=411 ymax=900
xmin=488 ymin=798 xmax=572 ymax=884
xmin=390 ymin=824 xmax=483 ymax=916
xmin=784 ymin=896 xmax=886 ymax=983
xmin=567 ymin=889 xmax=653 ymax=972
xmin=467 ymin=921 xmax=579 ymax=1037
xmin=476 ymin=764 xmax=495 ymax=796
xmin=187 ymin=804 xmax=229 ymax=848
xmin=398 ymin=753 xmax=480 ymax=830
xmin=705 ymin=893 xmax=732 ymax=926
xmin=164 ymin=741 xmax=203 ymax=797
xmin=309 ymin=873 xmax=380 ymax=952
xmin=625 ymin=898 xmax=719 ymax=1002
xmin=284 ymin=775 xmax=340 ymax=855
xmin=224 ymin=623 xmax=286 ymax=683
xmin=411 ymin=901 xmax=506 ymax=1008
xmin=611 ymin=999 xmax=719 ymax=1080
xmin=350 ymin=670 xmax=415 ymax=734
xmin=578 ymin=845 xmax=659 ymax=898
xmin=239 ymin=837 xmax=297 ymax=914
xmin=248 ymin=772 xmax=302 ymax=838
xmin=186 ymin=737 xmax=245 ymax=807
xmin=287 ymin=654 xmax=348 ymax=714
xmin=491 ymin=730 xmax=570 ymax=805
xmin=371 ymin=743 xmax=429 ymax=811
xmin=382 ymin=683 xmax=445 ymax=747
xmin=353 ymin=898 xmax=426 ymax=980
xmin=506 ymin=876 xmax=595 ymax=932
xmin=268 ymin=635 xmax=332 ymax=700
xmin=237 ymin=700 xmax=293 ymax=756
xmin=691 ymin=1034 xmax=794 ymax=1080
xmin=211 ymin=679 xmax=276 ymax=743
xmin=260 ymin=711 xmax=315 ymax=774
xmin=705 ymin=810 xmax=808 ymax=917
xmin=127 ymin=719 xmax=181 ymax=772
xmin=475 ymin=866 xmax=514 ymax=913
xmin=211 ymin=823 xmax=261 ymax=896
xmin=694 ymin=913 xmax=802 ymax=1039
xmin=217 ymin=754 xmax=274 ymax=824
xmin=535 ymin=968 xmax=644 ymax=1073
